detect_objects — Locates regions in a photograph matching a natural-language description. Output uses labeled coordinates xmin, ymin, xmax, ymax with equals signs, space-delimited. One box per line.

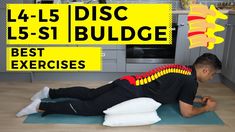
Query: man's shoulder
xmin=182 ymin=74 xmax=198 ymax=88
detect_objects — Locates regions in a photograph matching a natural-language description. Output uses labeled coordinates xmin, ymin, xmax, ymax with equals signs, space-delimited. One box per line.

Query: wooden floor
xmin=0 ymin=81 xmax=235 ymax=132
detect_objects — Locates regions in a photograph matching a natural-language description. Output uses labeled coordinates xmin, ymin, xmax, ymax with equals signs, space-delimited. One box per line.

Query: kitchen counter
xmin=173 ymin=10 xmax=235 ymax=15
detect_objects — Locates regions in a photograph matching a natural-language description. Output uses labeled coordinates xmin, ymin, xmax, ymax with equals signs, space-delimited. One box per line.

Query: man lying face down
xmin=16 ymin=53 xmax=221 ymax=118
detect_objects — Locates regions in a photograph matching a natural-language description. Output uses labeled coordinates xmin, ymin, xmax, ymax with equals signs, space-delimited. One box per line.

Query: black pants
xmin=39 ymin=80 xmax=138 ymax=116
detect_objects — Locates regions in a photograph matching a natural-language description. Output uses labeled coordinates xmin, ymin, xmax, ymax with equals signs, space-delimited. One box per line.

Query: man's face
xmin=199 ymin=67 xmax=216 ymax=82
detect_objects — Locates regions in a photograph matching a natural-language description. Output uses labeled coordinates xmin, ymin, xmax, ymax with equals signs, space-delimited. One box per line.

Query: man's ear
xmin=202 ymin=66 xmax=210 ymax=73
xmin=202 ymin=66 xmax=209 ymax=74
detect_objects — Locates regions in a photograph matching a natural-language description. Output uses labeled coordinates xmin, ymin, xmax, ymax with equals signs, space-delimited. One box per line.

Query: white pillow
xmin=103 ymin=112 xmax=161 ymax=127
xmin=103 ymin=97 xmax=161 ymax=115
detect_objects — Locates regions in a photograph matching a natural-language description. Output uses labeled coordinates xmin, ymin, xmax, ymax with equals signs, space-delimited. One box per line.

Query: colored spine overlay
xmin=120 ymin=64 xmax=192 ymax=86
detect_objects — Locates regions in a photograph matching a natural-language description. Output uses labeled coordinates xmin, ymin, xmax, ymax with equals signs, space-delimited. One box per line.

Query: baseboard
xmin=0 ymin=72 xmax=133 ymax=82
xmin=221 ymin=75 xmax=235 ymax=92
xmin=0 ymin=72 xmax=31 ymax=82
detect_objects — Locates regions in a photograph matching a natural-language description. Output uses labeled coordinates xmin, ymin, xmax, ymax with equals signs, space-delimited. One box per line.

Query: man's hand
xmin=194 ymin=96 xmax=216 ymax=104
xmin=202 ymin=96 xmax=215 ymax=103
xmin=195 ymin=96 xmax=217 ymax=111
xmin=205 ymin=99 xmax=217 ymax=111
xmin=179 ymin=97 xmax=217 ymax=118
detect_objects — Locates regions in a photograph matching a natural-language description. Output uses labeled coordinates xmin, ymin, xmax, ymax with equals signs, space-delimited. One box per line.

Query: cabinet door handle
xmin=101 ymin=52 xmax=106 ymax=57
xmin=178 ymin=23 xmax=185 ymax=27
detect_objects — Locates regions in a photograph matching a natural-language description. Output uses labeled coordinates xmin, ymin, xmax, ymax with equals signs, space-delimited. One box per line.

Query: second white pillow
xmin=103 ymin=111 xmax=161 ymax=127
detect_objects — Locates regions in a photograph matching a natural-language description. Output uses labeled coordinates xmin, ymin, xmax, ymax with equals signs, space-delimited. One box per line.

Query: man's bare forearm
xmin=185 ymin=106 xmax=208 ymax=117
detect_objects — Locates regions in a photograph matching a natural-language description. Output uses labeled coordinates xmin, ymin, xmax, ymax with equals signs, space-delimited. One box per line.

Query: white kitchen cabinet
xmin=222 ymin=15 xmax=235 ymax=83
xmin=175 ymin=15 xmax=190 ymax=65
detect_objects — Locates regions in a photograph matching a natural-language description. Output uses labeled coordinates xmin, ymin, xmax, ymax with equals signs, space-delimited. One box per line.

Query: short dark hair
xmin=193 ymin=53 xmax=222 ymax=70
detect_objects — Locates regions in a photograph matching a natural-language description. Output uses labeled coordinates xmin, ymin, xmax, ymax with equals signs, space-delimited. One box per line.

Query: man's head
xmin=193 ymin=53 xmax=222 ymax=82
